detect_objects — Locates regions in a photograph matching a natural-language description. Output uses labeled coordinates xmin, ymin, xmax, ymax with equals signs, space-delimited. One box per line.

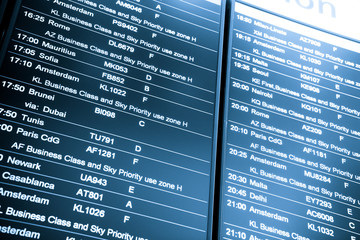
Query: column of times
xmin=219 ymin=2 xmax=360 ymax=240
xmin=0 ymin=0 xmax=223 ymax=239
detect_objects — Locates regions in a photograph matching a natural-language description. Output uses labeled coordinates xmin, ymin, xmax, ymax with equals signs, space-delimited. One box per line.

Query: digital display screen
xmin=218 ymin=1 xmax=360 ymax=240
xmin=0 ymin=0 xmax=223 ymax=239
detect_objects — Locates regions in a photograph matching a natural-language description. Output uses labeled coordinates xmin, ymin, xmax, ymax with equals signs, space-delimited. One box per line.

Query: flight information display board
xmin=219 ymin=1 xmax=360 ymax=240
xmin=0 ymin=0 xmax=224 ymax=239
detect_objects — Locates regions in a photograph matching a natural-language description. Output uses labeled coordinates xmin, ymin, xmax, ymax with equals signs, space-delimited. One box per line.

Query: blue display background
xmin=218 ymin=1 xmax=360 ymax=240
xmin=0 ymin=0 xmax=224 ymax=239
